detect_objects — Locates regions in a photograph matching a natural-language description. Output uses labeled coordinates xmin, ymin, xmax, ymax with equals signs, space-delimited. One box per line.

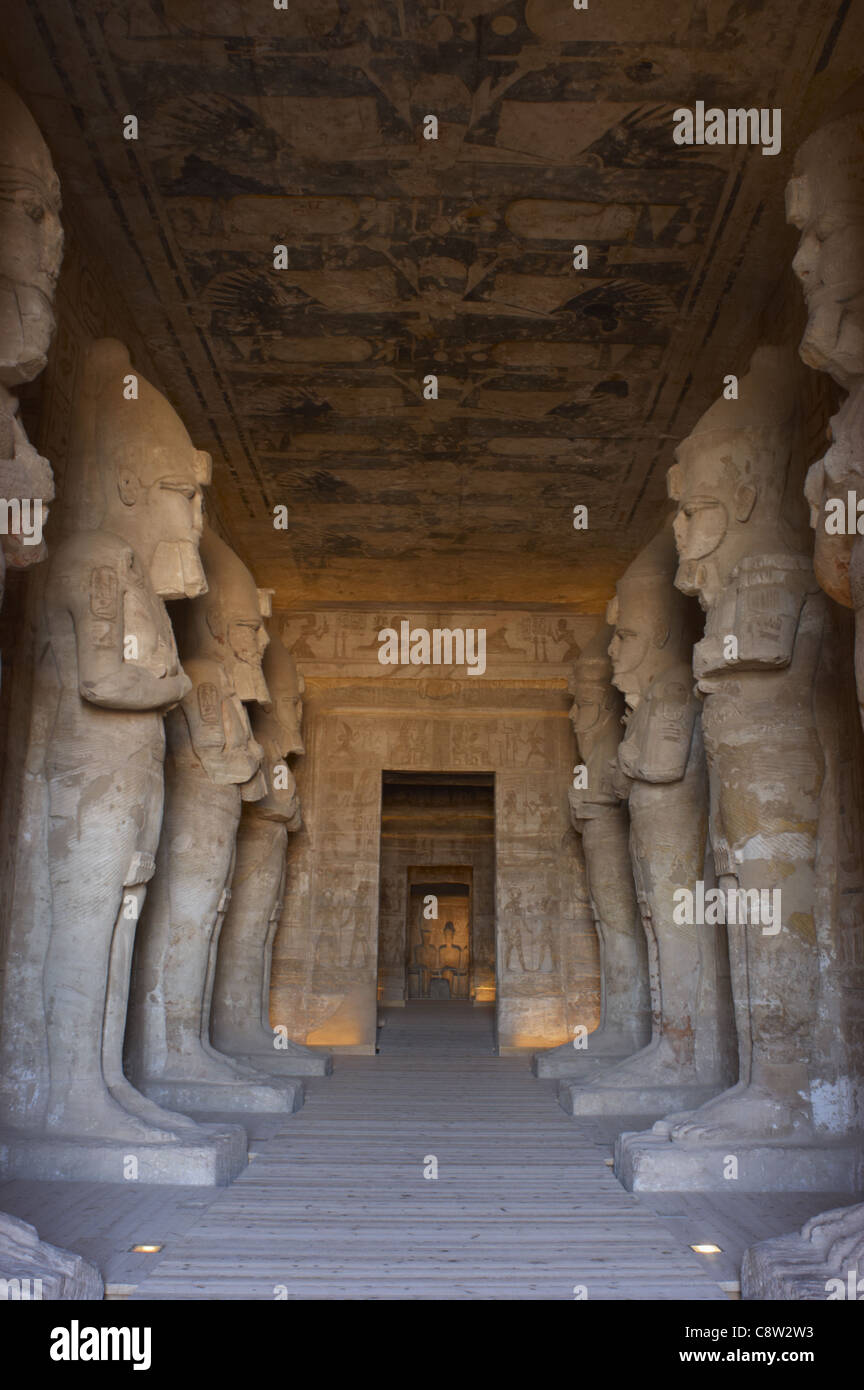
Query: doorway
xmin=376 ymin=772 xmax=495 ymax=1007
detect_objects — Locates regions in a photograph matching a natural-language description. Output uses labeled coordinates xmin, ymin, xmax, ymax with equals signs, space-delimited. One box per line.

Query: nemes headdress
xmin=191 ymin=523 xmax=271 ymax=701
xmin=569 ymin=622 xmax=613 ymax=692
xmin=0 ymin=80 xmax=58 ymax=195
xmin=607 ymin=520 xmax=678 ymax=625
xmin=787 ymin=84 xmax=864 ymax=224
xmin=66 ymin=338 xmax=211 ymax=530
xmin=669 ymin=346 xmax=797 ymax=510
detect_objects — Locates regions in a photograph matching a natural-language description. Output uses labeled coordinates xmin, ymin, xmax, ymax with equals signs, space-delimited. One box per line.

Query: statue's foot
xmin=577 ymin=1039 xmax=688 ymax=1091
xmin=157 ymin=1051 xmax=264 ymax=1086
xmin=651 ymin=1110 xmax=696 ymax=1137
xmin=669 ymin=1083 xmax=811 ymax=1145
xmin=202 ymin=1040 xmax=265 ymax=1076
xmin=651 ymin=1083 xmax=750 ymax=1136
xmin=107 ymin=1076 xmax=202 ymax=1134
xmin=47 ymin=1092 xmax=186 ymax=1146
xmin=803 ymin=1203 xmax=864 ymax=1251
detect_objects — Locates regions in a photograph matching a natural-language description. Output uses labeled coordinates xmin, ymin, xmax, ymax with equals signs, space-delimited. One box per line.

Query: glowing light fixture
xmin=690 ymin=1243 xmax=722 ymax=1255
xmin=130 ymin=1244 xmax=163 ymax=1254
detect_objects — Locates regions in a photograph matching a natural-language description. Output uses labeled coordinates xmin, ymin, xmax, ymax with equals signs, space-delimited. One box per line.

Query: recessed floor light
xmin=130 ymin=1244 xmax=163 ymax=1254
xmin=690 ymin=1243 xmax=722 ymax=1255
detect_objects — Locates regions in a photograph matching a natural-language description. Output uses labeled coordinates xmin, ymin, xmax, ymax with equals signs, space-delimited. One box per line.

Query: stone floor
xmin=1 ymin=1004 xmax=852 ymax=1300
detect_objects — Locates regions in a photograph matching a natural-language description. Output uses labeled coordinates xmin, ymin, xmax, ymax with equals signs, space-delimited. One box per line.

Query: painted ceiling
xmin=3 ymin=0 xmax=858 ymax=607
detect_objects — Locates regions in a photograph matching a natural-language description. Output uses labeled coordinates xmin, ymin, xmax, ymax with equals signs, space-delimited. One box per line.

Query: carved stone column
xmin=534 ymin=624 xmax=650 ymax=1078
xmin=0 ymin=78 xmax=103 ymax=1292
xmin=619 ymin=347 xmax=860 ymax=1192
xmin=0 ymin=339 xmax=245 ymax=1184
xmin=211 ymin=632 xmax=332 ymax=1076
xmin=125 ymin=526 xmax=304 ymax=1115
xmin=742 ymin=103 xmax=864 ymax=1290
xmin=561 ymin=524 xmax=735 ymax=1120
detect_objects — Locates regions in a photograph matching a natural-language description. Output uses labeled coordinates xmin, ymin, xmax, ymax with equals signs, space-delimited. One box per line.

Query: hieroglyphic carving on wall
xmin=281 ymin=609 xmax=593 ymax=680
xmin=270 ymin=655 xmax=597 ymax=1050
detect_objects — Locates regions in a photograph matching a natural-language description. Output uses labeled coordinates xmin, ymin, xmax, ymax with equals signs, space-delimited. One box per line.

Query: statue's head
xmin=444 ymin=921 xmax=455 ymax=938
xmin=261 ymin=632 xmax=304 ymax=757
xmin=607 ymin=522 xmax=693 ymax=705
xmin=0 ymin=81 xmax=63 ymax=387
xmin=194 ymin=524 xmax=270 ymax=702
xmin=668 ymin=347 xmax=798 ymax=607
xmin=787 ymin=105 xmax=864 ymax=390
xmin=70 ymin=340 xmax=210 ymax=596
xmin=568 ymin=623 xmax=618 ymax=743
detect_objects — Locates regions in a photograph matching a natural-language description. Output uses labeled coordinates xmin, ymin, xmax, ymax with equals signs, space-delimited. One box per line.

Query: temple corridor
xmin=2 ymin=0 xmax=864 ymax=1333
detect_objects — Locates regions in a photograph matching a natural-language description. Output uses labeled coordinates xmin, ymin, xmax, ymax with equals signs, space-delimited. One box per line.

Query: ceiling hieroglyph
xmin=1 ymin=0 xmax=858 ymax=606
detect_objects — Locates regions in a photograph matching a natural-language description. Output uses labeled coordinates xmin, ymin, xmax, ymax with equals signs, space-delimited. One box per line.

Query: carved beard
xmin=800 ymin=287 xmax=864 ymax=390
xmin=0 ymin=281 xmax=54 ymax=385
xmin=675 ymin=556 xmax=718 ymax=610
xmin=150 ymin=538 xmax=207 ymax=600
xmin=0 ymin=412 xmax=53 ymax=570
xmin=231 ymin=657 xmax=269 ymax=704
xmin=823 ymin=384 xmax=864 ymax=492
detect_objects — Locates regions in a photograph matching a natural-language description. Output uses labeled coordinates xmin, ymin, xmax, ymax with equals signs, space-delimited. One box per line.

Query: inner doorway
xmin=376 ymin=772 xmax=495 ymax=1008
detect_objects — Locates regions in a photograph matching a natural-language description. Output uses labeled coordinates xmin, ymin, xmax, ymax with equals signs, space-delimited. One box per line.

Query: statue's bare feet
xmin=669 ymin=1083 xmax=811 ymax=1144
xmin=803 ymin=1202 xmax=864 ymax=1251
xmin=652 ymin=1083 xmax=749 ymax=1136
xmin=576 ymin=1039 xmax=689 ymax=1091
xmin=651 ymin=1109 xmax=697 ymax=1137
xmin=108 ymin=1076 xmax=203 ymax=1134
xmin=201 ymin=1039 xmax=263 ymax=1076
xmin=158 ymin=1050 xmax=273 ymax=1086
xmin=46 ymin=1092 xmax=184 ymax=1146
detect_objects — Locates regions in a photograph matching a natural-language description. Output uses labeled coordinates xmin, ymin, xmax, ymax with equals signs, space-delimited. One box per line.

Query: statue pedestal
xmin=559 ymin=1078 xmax=720 ymax=1118
xmin=0 ymin=1122 xmax=247 ymax=1185
xmin=533 ymin=1034 xmax=641 ymax=1079
xmin=614 ymin=1130 xmax=864 ymax=1193
xmin=140 ymin=1076 xmax=304 ymax=1116
xmin=0 ymin=1213 xmax=103 ymax=1299
xmin=226 ymin=1043 xmax=332 ymax=1078
xmin=742 ymin=1203 xmax=864 ymax=1299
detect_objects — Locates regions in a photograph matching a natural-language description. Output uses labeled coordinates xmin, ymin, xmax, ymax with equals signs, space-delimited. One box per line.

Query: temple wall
xmin=269 ymin=606 xmax=600 ymax=1053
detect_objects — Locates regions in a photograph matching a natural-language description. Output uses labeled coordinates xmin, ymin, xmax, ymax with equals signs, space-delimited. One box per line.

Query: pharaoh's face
xmin=272 ymin=687 xmax=304 ymax=756
xmin=569 ymin=679 xmax=605 ymax=736
xmin=670 ymin=455 xmax=731 ymax=604
xmin=788 ymin=161 xmax=864 ymax=390
xmin=0 ymin=171 xmax=63 ymax=384
xmin=229 ymin=616 xmax=269 ymax=671
xmin=607 ymin=604 xmax=654 ymax=701
xmin=226 ymin=608 xmax=270 ymax=703
xmin=137 ymin=454 xmax=207 ymax=599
